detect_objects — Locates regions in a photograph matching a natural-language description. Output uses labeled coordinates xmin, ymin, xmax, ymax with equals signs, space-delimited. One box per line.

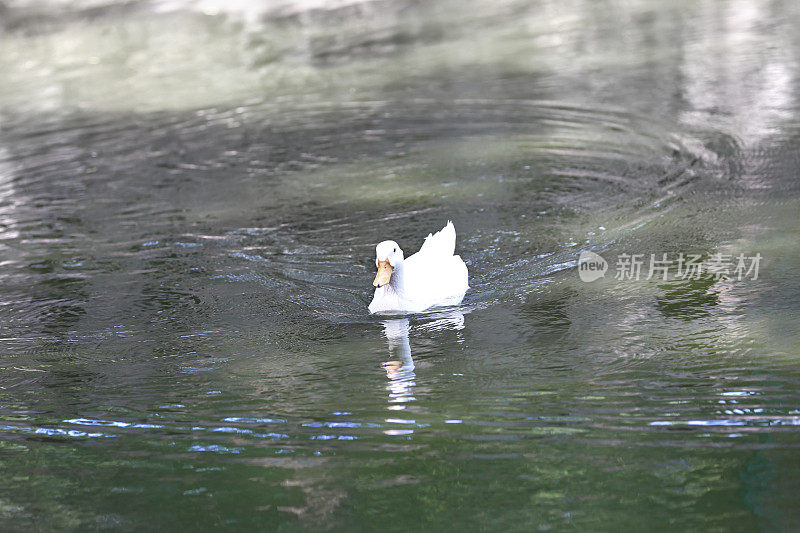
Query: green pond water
xmin=0 ymin=0 xmax=799 ymax=530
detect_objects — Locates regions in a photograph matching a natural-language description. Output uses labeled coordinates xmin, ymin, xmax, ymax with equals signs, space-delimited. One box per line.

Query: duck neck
xmin=389 ymin=261 xmax=406 ymax=295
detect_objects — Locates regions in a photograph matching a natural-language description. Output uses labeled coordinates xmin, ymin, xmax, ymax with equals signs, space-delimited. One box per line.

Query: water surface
xmin=1 ymin=0 xmax=799 ymax=530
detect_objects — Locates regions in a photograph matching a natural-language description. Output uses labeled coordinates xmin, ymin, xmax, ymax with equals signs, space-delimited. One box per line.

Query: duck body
xmin=368 ymin=221 xmax=469 ymax=314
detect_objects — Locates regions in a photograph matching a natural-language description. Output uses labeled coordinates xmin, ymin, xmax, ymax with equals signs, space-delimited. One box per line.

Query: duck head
xmin=373 ymin=240 xmax=404 ymax=288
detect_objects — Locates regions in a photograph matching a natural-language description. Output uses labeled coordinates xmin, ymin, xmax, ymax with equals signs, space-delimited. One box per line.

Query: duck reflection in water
xmin=381 ymin=318 xmax=416 ymax=409
xmin=380 ymin=310 xmax=466 ymax=412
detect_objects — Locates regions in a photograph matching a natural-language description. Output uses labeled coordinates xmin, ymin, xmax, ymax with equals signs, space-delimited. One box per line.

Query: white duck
xmin=368 ymin=221 xmax=469 ymax=314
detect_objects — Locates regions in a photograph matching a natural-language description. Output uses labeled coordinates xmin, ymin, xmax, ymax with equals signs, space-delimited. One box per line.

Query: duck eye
xmin=393 ymin=247 xmax=397 ymax=252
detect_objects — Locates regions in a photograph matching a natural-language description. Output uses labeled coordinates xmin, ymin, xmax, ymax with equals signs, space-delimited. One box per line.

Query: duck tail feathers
xmin=419 ymin=221 xmax=456 ymax=257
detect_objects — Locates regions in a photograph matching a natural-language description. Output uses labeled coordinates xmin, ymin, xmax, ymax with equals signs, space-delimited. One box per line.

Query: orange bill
xmin=373 ymin=259 xmax=393 ymax=288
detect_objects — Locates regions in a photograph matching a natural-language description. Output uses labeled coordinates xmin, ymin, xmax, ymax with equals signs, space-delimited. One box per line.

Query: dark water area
xmin=1 ymin=0 xmax=799 ymax=530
